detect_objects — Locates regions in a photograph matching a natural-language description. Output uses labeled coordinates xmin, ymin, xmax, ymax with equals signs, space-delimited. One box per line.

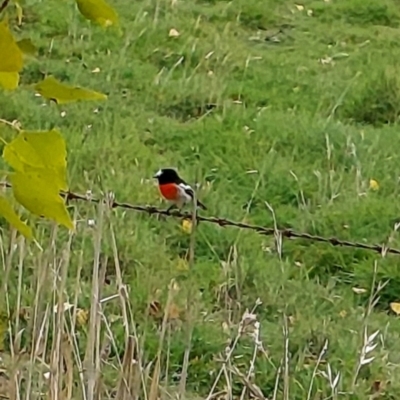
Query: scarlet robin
xmin=153 ymin=168 xmax=207 ymax=212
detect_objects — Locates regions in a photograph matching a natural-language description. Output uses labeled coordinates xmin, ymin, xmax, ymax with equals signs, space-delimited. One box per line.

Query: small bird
xmin=153 ymin=168 xmax=207 ymax=212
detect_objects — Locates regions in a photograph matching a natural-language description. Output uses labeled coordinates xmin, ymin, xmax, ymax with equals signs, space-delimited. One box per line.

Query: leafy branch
xmin=0 ymin=0 xmax=119 ymax=238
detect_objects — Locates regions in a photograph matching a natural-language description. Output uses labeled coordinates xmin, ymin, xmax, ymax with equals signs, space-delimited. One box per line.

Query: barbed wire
xmin=61 ymin=189 xmax=400 ymax=256
xmin=1 ymin=181 xmax=399 ymax=256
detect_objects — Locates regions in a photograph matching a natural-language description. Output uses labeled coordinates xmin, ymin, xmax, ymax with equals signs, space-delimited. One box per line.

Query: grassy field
xmin=3 ymin=0 xmax=400 ymax=398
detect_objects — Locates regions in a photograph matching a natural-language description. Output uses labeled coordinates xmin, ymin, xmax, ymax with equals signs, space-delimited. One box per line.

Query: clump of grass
xmin=311 ymin=0 xmax=400 ymax=27
xmin=340 ymin=68 xmax=400 ymax=126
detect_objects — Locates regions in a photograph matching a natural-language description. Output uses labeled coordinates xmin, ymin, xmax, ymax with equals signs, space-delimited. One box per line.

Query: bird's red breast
xmin=159 ymin=183 xmax=179 ymax=201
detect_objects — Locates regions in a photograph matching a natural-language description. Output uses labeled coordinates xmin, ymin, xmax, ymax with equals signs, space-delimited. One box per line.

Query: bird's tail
xmin=196 ymin=200 xmax=207 ymax=210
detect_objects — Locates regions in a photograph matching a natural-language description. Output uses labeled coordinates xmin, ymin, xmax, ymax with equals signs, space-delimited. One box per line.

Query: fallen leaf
xmin=76 ymin=308 xmax=89 ymax=326
xmin=369 ymin=179 xmax=379 ymax=191
xmin=352 ymin=287 xmax=367 ymax=294
xmin=169 ymin=28 xmax=180 ymax=37
xmin=176 ymin=257 xmax=189 ymax=271
xmin=181 ymin=218 xmax=192 ymax=234
xmin=390 ymin=302 xmax=400 ymax=315
xmin=320 ymin=56 xmax=333 ymax=65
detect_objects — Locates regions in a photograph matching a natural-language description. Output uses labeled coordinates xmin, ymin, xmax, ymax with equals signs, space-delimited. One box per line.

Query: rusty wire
xmin=60 ymin=189 xmax=400 ymax=256
xmin=0 ymin=180 xmax=398 ymax=256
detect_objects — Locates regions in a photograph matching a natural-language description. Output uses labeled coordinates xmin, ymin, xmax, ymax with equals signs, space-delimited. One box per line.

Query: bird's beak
xmin=153 ymin=170 xmax=161 ymax=179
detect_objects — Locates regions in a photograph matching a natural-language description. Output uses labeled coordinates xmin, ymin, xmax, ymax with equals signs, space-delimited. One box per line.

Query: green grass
xmin=2 ymin=0 xmax=400 ymax=398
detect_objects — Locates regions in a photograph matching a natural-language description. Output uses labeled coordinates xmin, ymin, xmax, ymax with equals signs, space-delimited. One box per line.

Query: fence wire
xmin=61 ymin=188 xmax=400 ymax=256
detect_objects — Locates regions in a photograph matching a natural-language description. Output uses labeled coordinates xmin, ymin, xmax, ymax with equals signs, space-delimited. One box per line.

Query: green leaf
xmin=0 ymin=196 xmax=33 ymax=239
xmin=10 ymin=171 xmax=74 ymax=230
xmin=34 ymin=76 xmax=107 ymax=104
xmin=17 ymin=38 xmax=37 ymax=56
xmin=76 ymin=0 xmax=119 ymax=27
xmin=3 ymin=129 xmax=68 ymax=191
xmin=0 ymin=20 xmax=23 ymax=72
xmin=0 ymin=71 xmax=19 ymax=90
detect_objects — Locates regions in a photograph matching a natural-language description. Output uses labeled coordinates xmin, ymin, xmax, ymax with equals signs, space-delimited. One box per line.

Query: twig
xmin=306 ymin=339 xmax=329 ymax=400
xmin=0 ymin=118 xmax=21 ymax=130
xmin=178 ymin=177 xmax=199 ymax=398
xmin=84 ymin=201 xmax=105 ymax=400
xmin=206 ymin=302 xmax=261 ymax=400
xmin=282 ymin=314 xmax=289 ymax=400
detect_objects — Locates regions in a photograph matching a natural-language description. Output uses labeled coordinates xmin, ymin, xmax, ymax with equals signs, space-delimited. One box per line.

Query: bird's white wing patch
xmin=178 ymin=183 xmax=194 ymax=201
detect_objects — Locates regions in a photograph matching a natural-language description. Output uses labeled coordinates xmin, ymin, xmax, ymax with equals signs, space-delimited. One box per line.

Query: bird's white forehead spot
xmin=154 ymin=169 xmax=162 ymax=177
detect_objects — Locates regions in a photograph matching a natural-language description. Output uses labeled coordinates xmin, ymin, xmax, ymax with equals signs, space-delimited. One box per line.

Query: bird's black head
xmin=153 ymin=168 xmax=180 ymax=184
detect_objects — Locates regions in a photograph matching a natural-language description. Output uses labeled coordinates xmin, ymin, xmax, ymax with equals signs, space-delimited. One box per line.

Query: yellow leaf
xmin=176 ymin=257 xmax=189 ymax=271
xmin=169 ymin=28 xmax=180 ymax=37
xmin=3 ymin=129 xmax=68 ymax=191
xmin=369 ymin=179 xmax=379 ymax=191
xmin=17 ymin=38 xmax=37 ymax=56
xmin=76 ymin=308 xmax=89 ymax=326
xmin=0 ymin=196 xmax=32 ymax=239
xmin=352 ymin=287 xmax=367 ymax=294
xmin=0 ymin=20 xmax=23 ymax=72
xmin=10 ymin=171 xmax=74 ymax=230
xmin=0 ymin=71 xmax=19 ymax=90
xmin=34 ymin=76 xmax=107 ymax=104
xmin=181 ymin=218 xmax=192 ymax=234
xmin=76 ymin=0 xmax=119 ymax=27
xmin=390 ymin=302 xmax=400 ymax=315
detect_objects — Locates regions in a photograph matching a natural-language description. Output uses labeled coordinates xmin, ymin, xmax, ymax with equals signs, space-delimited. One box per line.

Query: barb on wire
xmin=1 ymin=181 xmax=400 ymax=256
